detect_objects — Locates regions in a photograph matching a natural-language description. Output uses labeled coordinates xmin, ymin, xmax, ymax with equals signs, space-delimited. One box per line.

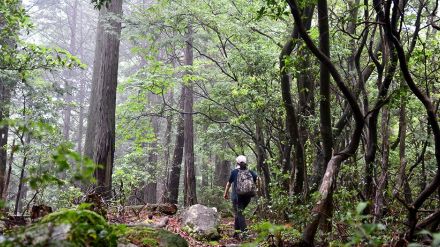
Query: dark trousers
xmin=232 ymin=195 xmax=252 ymax=232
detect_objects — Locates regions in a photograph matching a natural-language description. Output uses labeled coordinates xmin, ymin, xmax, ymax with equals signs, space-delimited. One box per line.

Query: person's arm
xmin=224 ymin=169 xmax=236 ymax=200
xmin=251 ymin=171 xmax=260 ymax=192
xmin=223 ymin=182 xmax=231 ymax=200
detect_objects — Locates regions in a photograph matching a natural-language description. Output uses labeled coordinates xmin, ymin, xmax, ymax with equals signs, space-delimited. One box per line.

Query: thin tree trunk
xmin=317 ymin=0 xmax=333 ymax=180
xmin=77 ymin=79 xmax=86 ymax=155
xmin=164 ymin=87 xmax=186 ymax=204
xmin=15 ymin=134 xmax=30 ymax=215
xmin=2 ymin=139 xmax=15 ymax=201
xmin=144 ymin=94 xmax=160 ymax=204
xmin=279 ymin=6 xmax=313 ymax=195
xmin=0 ymin=3 xmax=19 ymax=199
xmin=63 ymin=0 xmax=78 ymax=141
xmin=317 ymin=0 xmax=334 ymax=233
xmin=256 ymin=120 xmax=270 ymax=198
xmin=0 ymin=84 xmax=11 ymax=200
xmin=396 ymin=86 xmax=412 ymax=204
xmin=373 ymin=107 xmax=390 ymax=222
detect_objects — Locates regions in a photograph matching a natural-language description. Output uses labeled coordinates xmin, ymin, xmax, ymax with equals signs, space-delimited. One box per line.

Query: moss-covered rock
xmin=0 ymin=209 xmax=187 ymax=247
xmin=116 ymin=226 xmax=188 ymax=247
xmin=0 ymin=209 xmax=117 ymax=247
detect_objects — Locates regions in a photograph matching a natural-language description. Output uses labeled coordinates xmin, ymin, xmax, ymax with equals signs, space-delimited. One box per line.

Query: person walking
xmin=223 ymin=155 xmax=258 ymax=239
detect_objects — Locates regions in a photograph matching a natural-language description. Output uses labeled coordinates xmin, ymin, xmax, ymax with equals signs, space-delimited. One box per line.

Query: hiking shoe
xmin=241 ymin=231 xmax=249 ymax=240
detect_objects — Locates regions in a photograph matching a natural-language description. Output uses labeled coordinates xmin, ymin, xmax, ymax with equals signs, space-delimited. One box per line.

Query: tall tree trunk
xmin=76 ymin=3 xmax=86 ymax=155
xmin=2 ymin=139 xmax=15 ymax=201
xmin=0 ymin=83 xmax=11 ymax=200
xmin=164 ymin=87 xmax=186 ymax=204
xmin=373 ymin=107 xmax=390 ymax=222
xmin=183 ymin=24 xmax=197 ymax=206
xmin=279 ymin=6 xmax=313 ymax=195
xmin=77 ymin=79 xmax=86 ymax=154
xmin=0 ymin=3 xmax=19 ymax=200
xmin=396 ymin=85 xmax=412 ymax=204
xmin=256 ymin=120 xmax=270 ymax=198
xmin=144 ymin=94 xmax=160 ymax=204
xmin=15 ymin=134 xmax=30 ymax=215
xmin=296 ymin=8 xmax=315 ymax=195
xmin=84 ymin=0 xmax=106 ymax=160
xmin=159 ymin=92 xmax=173 ymax=202
xmin=85 ymin=0 xmax=123 ymax=197
xmin=317 ymin=0 xmax=334 ymax=233
xmin=317 ymin=0 xmax=333 ymax=181
xmin=63 ymin=0 xmax=78 ymax=141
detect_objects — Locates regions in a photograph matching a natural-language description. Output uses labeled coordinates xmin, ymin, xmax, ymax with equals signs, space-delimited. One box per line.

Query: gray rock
xmin=181 ymin=204 xmax=220 ymax=240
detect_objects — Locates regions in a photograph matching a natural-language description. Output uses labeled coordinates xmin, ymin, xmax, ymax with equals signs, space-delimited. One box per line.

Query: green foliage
xmin=342 ymin=202 xmax=387 ymax=246
xmin=245 ymin=221 xmax=301 ymax=246
xmin=1 ymin=119 xmax=97 ymax=188
xmin=40 ymin=209 xmax=116 ymax=246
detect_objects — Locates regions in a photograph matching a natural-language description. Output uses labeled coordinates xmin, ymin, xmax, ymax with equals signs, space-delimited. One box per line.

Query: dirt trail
xmin=108 ymin=207 xmax=256 ymax=247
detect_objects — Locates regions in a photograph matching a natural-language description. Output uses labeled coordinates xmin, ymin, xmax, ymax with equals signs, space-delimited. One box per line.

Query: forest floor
xmin=108 ymin=206 xmax=256 ymax=247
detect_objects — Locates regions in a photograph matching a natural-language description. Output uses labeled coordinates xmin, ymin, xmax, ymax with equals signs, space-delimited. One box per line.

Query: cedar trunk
xmin=86 ymin=0 xmax=123 ymax=197
xmin=183 ymin=24 xmax=197 ymax=206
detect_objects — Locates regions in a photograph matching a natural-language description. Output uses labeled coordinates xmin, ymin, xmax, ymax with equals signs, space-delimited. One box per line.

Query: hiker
xmin=223 ymin=155 xmax=258 ymax=238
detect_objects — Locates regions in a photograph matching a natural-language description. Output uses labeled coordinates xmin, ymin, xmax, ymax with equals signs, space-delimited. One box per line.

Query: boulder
xmin=181 ymin=204 xmax=220 ymax=240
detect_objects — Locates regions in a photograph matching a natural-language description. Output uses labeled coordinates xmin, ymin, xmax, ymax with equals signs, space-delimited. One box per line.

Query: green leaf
xmin=356 ymin=202 xmax=368 ymax=215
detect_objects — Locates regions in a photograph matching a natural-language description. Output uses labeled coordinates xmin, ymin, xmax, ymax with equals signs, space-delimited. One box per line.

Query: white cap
xmin=236 ymin=155 xmax=247 ymax=164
